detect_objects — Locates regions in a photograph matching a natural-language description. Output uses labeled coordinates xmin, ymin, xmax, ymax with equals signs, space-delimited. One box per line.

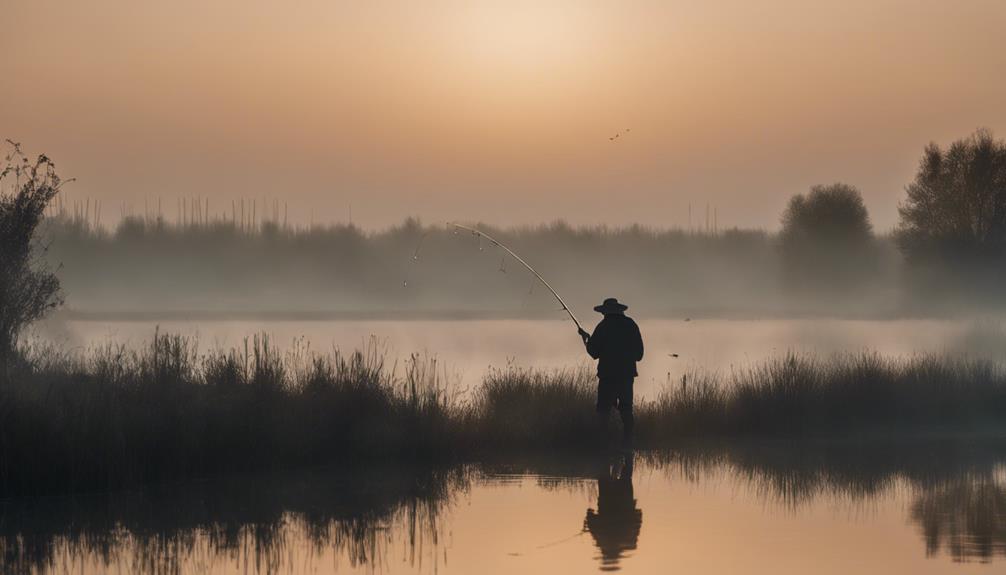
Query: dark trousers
xmin=596 ymin=377 xmax=634 ymax=440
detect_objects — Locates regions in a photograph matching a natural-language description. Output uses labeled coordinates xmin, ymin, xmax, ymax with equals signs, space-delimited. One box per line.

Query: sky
xmin=2 ymin=0 xmax=1005 ymax=231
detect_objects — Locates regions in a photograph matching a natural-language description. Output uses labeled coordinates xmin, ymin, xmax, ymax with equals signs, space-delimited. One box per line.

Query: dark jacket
xmin=585 ymin=314 xmax=644 ymax=378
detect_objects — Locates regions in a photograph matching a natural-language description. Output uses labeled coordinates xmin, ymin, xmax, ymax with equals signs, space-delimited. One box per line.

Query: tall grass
xmin=4 ymin=337 xmax=1006 ymax=495
xmin=474 ymin=363 xmax=598 ymax=448
xmin=1 ymin=333 xmax=462 ymax=495
xmin=644 ymin=352 xmax=1006 ymax=436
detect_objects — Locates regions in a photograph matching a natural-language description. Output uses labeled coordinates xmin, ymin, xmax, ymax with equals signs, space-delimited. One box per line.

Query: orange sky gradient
xmin=3 ymin=0 xmax=1005 ymax=231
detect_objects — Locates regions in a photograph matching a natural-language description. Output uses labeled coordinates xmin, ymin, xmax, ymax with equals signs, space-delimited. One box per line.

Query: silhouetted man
xmin=584 ymin=453 xmax=642 ymax=570
xmin=578 ymin=297 xmax=644 ymax=447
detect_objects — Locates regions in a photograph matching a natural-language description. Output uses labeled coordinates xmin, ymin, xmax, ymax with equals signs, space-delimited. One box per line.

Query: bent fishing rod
xmin=448 ymin=222 xmax=585 ymax=333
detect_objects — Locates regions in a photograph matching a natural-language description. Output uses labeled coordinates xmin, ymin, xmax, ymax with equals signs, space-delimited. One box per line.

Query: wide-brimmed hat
xmin=593 ymin=297 xmax=628 ymax=314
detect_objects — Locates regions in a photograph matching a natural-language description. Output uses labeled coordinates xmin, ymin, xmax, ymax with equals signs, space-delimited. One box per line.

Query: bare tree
xmin=0 ymin=141 xmax=65 ymax=366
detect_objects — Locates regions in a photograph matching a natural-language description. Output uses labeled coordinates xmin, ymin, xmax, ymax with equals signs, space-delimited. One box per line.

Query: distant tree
xmin=0 ymin=142 xmax=65 ymax=366
xmin=896 ymin=129 xmax=1006 ymax=265
xmin=778 ymin=183 xmax=876 ymax=291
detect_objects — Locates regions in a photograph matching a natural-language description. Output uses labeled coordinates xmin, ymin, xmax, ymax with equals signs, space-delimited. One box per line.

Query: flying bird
xmin=609 ymin=128 xmax=632 ymax=141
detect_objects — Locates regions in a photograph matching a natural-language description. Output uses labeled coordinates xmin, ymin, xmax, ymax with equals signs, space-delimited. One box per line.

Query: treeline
xmin=25 ymin=128 xmax=1006 ymax=317
xmin=779 ymin=128 xmax=1006 ymax=308
xmin=44 ymin=216 xmax=803 ymax=316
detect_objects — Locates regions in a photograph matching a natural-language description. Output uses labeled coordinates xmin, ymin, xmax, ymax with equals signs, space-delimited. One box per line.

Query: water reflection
xmin=679 ymin=441 xmax=1006 ymax=566
xmin=0 ymin=466 xmax=463 ymax=575
xmin=584 ymin=453 xmax=642 ymax=571
xmin=3 ymin=443 xmax=1006 ymax=573
xmin=911 ymin=474 xmax=1006 ymax=562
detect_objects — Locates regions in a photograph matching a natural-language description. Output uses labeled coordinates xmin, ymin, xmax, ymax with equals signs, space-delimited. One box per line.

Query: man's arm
xmin=585 ymin=323 xmax=604 ymax=359
xmin=633 ymin=322 xmax=644 ymax=361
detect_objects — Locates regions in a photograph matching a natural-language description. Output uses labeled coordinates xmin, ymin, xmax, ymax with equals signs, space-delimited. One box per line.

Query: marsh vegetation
xmin=5 ymin=333 xmax=1006 ymax=496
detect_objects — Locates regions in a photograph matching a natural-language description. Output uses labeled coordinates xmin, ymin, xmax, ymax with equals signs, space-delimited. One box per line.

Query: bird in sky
xmin=609 ymin=128 xmax=631 ymax=141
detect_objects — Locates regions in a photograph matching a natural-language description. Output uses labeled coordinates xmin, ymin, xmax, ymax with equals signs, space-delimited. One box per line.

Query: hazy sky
xmin=3 ymin=0 xmax=1005 ymax=231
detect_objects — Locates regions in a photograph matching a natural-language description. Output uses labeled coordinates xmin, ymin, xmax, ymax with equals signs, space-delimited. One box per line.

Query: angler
xmin=579 ymin=298 xmax=644 ymax=448
xmin=438 ymin=224 xmax=645 ymax=448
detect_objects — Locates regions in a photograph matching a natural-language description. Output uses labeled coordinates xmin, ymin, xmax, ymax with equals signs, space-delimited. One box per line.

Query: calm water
xmin=4 ymin=444 xmax=1005 ymax=574
xmin=41 ymin=317 xmax=997 ymax=397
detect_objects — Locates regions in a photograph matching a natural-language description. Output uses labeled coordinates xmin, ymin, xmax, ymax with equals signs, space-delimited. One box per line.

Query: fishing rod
xmin=448 ymin=222 xmax=584 ymax=332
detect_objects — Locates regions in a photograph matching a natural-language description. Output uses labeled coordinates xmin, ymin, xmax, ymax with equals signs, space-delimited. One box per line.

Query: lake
xmin=4 ymin=442 xmax=1004 ymax=574
xmin=40 ymin=316 xmax=1001 ymax=397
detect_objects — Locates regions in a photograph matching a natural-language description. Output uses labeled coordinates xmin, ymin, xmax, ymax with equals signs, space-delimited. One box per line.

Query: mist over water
xmin=39 ymin=208 xmax=1006 ymax=327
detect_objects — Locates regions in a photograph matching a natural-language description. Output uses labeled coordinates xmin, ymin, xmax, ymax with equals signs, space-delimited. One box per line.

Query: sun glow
xmin=446 ymin=3 xmax=598 ymax=76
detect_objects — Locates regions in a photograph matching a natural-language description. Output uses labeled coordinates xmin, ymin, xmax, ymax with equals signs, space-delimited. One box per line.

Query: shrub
xmin=0 ymin=142 xmax=65 ymax=366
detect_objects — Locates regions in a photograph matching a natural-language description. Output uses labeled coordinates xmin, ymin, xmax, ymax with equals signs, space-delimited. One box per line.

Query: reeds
xmin=0 ymin=333 xmax=464 ymax=495
xmin=473 ymin=363 xmax=598 ymax=448
xmin=643 ymin=352 xmax=1006 ymax=436
xmin=3 ymin=337 xmax=1006 ymax=495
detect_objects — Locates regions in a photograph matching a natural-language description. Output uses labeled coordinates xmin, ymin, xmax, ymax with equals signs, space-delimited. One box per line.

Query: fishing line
xmin=520 ymin=277 xmax=536 ymax=310
xmin=448 ymin=223 xmax=584 ymax=332
xmin=403 ymin=222 xmax=584 ymax=333
xmin=507 ymin=528 xmax=588 ymax=557
xmin=402 ymin=228 xmax=434 ymax=288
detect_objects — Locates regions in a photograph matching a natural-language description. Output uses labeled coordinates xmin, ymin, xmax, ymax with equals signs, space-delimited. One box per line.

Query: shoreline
xmin=4 ymin=334 xmax=1006 ymax=497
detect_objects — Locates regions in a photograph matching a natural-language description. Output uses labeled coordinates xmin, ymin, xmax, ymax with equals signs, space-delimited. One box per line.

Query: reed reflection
xmin=670 ymin=442 xmax=1006 ymax=564
xmin=584 ymin=453 xmax=642 ymax=571
xmin=0 ymin=466 xmax=461 ymax=575
xmin=4 ymin=445 xmax=1006 ymax=573
xmin=911 ymin=476 xmax=1006 ymax=562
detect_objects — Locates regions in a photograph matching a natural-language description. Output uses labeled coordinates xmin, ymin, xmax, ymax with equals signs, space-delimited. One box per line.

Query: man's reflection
xmin=584 ymin=453 xmax=642 ymax=571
